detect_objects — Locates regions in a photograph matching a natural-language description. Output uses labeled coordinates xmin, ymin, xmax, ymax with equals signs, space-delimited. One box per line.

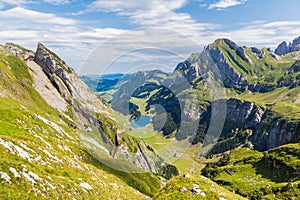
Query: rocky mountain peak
xmin=31 ymin=43 xmax=165 ymax=173
xmin=275 ymin=41 xmax=290 ymax=55
xmin=209 ymin=38 xmax=238 ymax=50
xmin=33 ymin=42 xmax=110 ymax=121
xmin=210 ymin=38 xmax=251 ymax=63
xmin=34 ymin=42 xmax=73 ymax=75
xmin=223 ymin=38 xmax=239 ymax=50
xmin=1 ymin=42 xmax=34 ymax=61
xmin=275 ymin=36 xmax=300 ymax=55
xmin=291 ymin=36 xmax=300 ymax=51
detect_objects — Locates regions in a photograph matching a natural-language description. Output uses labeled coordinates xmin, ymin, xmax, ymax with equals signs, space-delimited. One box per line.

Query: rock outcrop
xmin=174 ymin=60 xmax=200 ymax=82
xmin=225 ymin=98 xmax=266 ymax=128
xmin=33 ymin=43 xmax=111 ymax=133
xmin=275 ymin=41 xmax=290 ymax=55
xmin=174 ymin=39 xmax=249 ymax=91
xmin=0 ymin=42 xmax=166 ymax=174
xmin=195 ymin=98 xmax=299 ymax=153
xmin=226 ymin=98 xmax=298 ymax=151
xmin=275 ymin=36 xmax=300 ymax=55
xmin=277 ymin=60 xmax=300 ymax=88
xmin=224 ymin=39 xmax=251 ymax=63
xmin=204 ymin=44 xmax=248 ymax=90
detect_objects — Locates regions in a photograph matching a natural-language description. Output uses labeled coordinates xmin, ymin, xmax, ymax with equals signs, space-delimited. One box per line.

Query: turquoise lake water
xmin=130 ymin=115 xmax=151 ymax=128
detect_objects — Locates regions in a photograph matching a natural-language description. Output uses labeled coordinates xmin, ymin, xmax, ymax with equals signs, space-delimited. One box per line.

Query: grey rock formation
xmin=223 ymin=39 xmax=251 ymax=62
xmin=31 ymin=42 xmax=166 ymax=173
xmin=225 ymin=98 xmax=266 ymax=128
xmin=275 ymin=36 xmax=300 ymax=55
xmin=275 ymin=41 xmax=290 ymax=55
xmin=250 ymin=47 xmax=261 ymax=55
xmin=228 ymin=98 xmax=298 ymax=151
xmin=291 ymin=36 xmax=300 ymax=52
xmin=204 ymin=45 xmax=248 ymax=91
xmin=224 ymin=99 xmax=297 ymax=150
xmin=174 ymin=60 xmax=191 ymax=72
xmin=174 ymin=40 xmax=249 ymax=91
xmin=174 ymin=60 xmax=200 ymax=82
xmin=196 ymin=98 xmax=299 ymax=153
xmin=224 ymin=38 xmax=238 ymax=50
xmin=277 ymin=60 xmax=300 ymax=88
xmin=34 ymin=43 xmax=109 ymax=130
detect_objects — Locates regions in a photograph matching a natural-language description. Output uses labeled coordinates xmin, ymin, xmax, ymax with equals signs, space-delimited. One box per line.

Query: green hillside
xmin=0 ymin=45 xmax=161 ymax=199
xmin=154 ymin=174 xmax=246 ymax=200
xmin=201 ymin=145 xmax=300 ymax=199
xmin=84 ymin=37 xmax=300 ymax=199
xmin=2 ymin=35 xmax=300 ymax=199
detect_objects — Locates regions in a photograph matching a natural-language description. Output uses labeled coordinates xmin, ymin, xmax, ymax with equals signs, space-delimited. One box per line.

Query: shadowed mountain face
xmin=275 ymin=36 xmax=300 ymax=55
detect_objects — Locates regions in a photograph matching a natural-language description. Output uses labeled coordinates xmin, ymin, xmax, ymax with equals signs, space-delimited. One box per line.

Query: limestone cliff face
xmin=204 ymin=45 xmax=248 ymax=91
xmin=174 ymin=39 xmax=248 ymax=91
xmin=225 ymin=99 xmax=298 ymax=151
xmin=225 ymin=98 xmax=265 ymax=128
xmin=275 ymin=36 xmax=300 ymax=55
xmin=275 ymin=41 xmax=290 ymax=55
xmin=11 ymin=42 xmax=164 ymax=174
xmin=195 ymin=98 xmax=299 ymax=153
xmin=34 ymin=43 xmax=109 ymax=133
xmin=34 ymin=43 xmax=102 ymax=109
xmin=250 ymin=116 xmax=297 ymax=151
xmin=277 ymin=60 xmax=300 ymax=88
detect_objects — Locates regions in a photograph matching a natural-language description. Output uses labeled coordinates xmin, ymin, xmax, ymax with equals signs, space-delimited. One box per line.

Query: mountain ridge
xmin=0 ymin=42 xmax=172 ymax=198
xmin=93 ymin=36 xmax=300 ymax=157
xmin=1 ymin=35 xmax=299 ymax=199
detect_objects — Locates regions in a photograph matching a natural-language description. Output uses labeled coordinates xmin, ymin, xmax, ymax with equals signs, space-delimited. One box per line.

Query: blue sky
xmin=0 ymin=0 xmax=300 ymax=74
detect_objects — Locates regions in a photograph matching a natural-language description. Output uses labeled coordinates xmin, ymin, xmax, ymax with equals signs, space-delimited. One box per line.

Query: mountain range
xmin=0 ymin=36 xmax=299 ymax=199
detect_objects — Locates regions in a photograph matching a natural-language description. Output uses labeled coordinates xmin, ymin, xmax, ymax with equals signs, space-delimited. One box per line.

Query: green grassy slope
xmin=201 ymin=146 xmax=300 ymax=199
xmin=0 ymin=48 xmax=161 ymax=198
xmin=153 ymin=174 xmax=246 ymax=200
xmin=212 ymin=39 xmax=297 ymax=86
xmin=80 ymin=37 xmax=300 ymax=199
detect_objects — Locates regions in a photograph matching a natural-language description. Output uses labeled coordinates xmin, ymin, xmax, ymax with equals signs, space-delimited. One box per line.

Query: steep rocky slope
xmin=193 ymin=98 xmax=299 ymax=155
xmin=32 ymin=43 xmax=169 ymax=175
xmin=0 ymin=43 xmax=165 ymax=198
xmin=275 ymin=36 xmax=300 ymax=55
xmin=172 ymin=37 xmax=300 ymax=154
xmin=201 ymin=146 xmax=300 ymax=199
xmin=174 ymin=38 xmax=297 ymax=92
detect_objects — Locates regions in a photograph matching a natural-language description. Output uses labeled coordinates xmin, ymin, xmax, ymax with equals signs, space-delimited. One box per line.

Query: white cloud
xmin=0 ymin=0 xmax=29 ymax=8
xmin=1 ymin=4 xmax=300 ymax=75
xmin=43 ymin=0 xmax=70 ymax=5
xmin=208 ymin=0 xmax=246 ymax=10
xmin=203 ymin=20 xmax=300 ymax=49
xmin=0 ymin=7 xmax=133 ymax=72
xmin=87 ymin=0 xmax=187 ymax=13
xmin=0 ymin=30 xmax=38 ymax=39
xmin=78 ymin=28 xmax=202 ymax=75
xmin=77 ymin=28 xmax=127 ymax=39
xmin=0 ymin=7 xmax=76 ymax=25
xmin=85 ymin=0 xmax=218 ymax=43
